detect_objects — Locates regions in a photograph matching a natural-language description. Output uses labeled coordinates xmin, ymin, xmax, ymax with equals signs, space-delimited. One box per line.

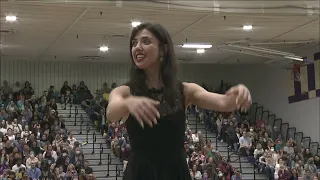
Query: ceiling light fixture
xmin=6 ymin=15 xmax=17 ymax=22
xmin=182 ymin=44 xmax=212 ymax=49
xmin=197 ymin=49 xmax=205 ymax=54
xmin=285 ymin=56 xmax=304 ymax=61
xmin=131 ymin=21 xmax=141 ymax=27
xmin=243 ymin=25 xmax=253 ymax=30
xmin=99 ymin=46 xmax=109 ymax=52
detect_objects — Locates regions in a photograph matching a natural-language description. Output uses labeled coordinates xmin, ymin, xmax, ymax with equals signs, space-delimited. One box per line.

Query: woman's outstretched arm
xmin=183 ymin=83 xmax=251 ymax=112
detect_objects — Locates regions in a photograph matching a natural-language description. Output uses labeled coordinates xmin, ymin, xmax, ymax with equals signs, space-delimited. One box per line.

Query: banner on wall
xmin=288 ymin=52 xmax=320 ymax=103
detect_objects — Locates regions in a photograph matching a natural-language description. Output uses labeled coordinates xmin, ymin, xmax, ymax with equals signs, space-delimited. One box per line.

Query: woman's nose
xmin=135 ymin=42 xmax=143 ymax=50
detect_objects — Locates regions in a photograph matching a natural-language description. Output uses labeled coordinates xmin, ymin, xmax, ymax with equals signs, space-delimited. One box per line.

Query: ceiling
xmin=0 ymin=0 xmax=319 ymax=64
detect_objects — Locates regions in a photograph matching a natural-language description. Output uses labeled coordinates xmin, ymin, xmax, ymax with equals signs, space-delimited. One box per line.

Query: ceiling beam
xmin=217 ymin=17 xmax=319 ymax=63
xmin=172 ymin=1 xmax=218 ymax=38
xmin=36 ymin=7 xmax=89 ymax=61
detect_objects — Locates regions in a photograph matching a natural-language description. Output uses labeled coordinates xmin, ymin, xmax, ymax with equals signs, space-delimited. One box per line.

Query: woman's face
xmin=131 ymin=29 xmax=161 ymax=70
xmin=192 ymin=164 xmax=197 ymax=171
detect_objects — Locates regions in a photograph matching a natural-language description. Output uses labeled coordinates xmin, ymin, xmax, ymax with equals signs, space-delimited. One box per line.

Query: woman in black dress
xmin=107 ymin=22 xmax=252 ymax=180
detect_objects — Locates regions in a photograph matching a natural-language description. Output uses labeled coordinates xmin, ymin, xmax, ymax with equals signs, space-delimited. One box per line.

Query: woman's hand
xmin=125 ymin=96 xmax=160 ymax=128
xmin=226 ymin=84 xmax=252 ymax=112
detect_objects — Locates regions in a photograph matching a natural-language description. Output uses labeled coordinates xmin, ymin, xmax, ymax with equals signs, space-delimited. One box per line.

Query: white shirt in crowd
xmin=13 ymin=123 xmax=22 ymax=134
xmin=12 ymin=164 xmax=26 ymax=175
xmin=68 ymin=137 xmax=77 ymax=148
xmin=0 ymin=128 xmax=7 ymax=135
xmin=192 ymin=134 xmax=199 ymax=143
xmin=8 ymin=134 xmax=15 ymax=141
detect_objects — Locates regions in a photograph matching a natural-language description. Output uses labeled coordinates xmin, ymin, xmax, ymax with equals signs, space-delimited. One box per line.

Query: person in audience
xmin=60 ymin=81 xmax=72 ymax=104
xmin=0 ymin=81 xmax=13 ymax=96
xmin=239 ymin=131 xmax=252 ymax=157
xmin=106 ymin=22 xmax=252 ymax=180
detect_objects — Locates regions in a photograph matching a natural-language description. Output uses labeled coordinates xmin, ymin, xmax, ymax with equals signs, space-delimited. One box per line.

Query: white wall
xmin=224 ymin=64 xmax=320 ymax=143
xmin=0 ymin=60 xmax=229 ymax=95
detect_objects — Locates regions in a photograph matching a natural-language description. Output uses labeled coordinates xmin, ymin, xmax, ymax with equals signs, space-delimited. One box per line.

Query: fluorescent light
xmin=285 ymin=56 xmax=303 ymax=61
xmin=243 ymin=25 xmax=253 ymax=30
xmin=197 ymin=49 xmax=205 ymax=54
xmin=99 ymin=46 xmax=109 ymax=52
xmin=182 ymin=44 xmax=212 ymax=49
xmin=131 ymin=21 xmax=141 ymax=27
xmin=6 ymin=15 xmax=17 ymax=22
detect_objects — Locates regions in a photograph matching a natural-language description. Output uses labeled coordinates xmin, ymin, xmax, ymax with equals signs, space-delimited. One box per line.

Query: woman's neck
xmin=144 ymin=65 xmax=162 ymax=89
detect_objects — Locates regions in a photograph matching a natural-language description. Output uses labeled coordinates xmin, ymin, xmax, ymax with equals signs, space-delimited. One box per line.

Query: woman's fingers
xmin=137 ymin=107 xmax=153 ymax=128
xmin=144 ymin=101 xmax=160 ymax=125
xmin=129 ymin=97 xmax=161 ymax=129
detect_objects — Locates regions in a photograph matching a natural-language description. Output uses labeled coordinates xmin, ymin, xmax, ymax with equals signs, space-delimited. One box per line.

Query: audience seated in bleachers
xmin=0 ymin=80 xmax=95 ymax=180
xmin=3 ymin=79 xmax=318 ymax=180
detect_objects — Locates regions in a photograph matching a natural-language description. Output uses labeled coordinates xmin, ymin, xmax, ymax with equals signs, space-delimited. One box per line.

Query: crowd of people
xmin=0 ymin=80 xmax=95 ymax=180
xmin=185 ymin=107 xmax=243 ymax=180
xmin=198 ymin=106 xmax=320 ymax=180
xmin=83 ymin=81 xmax=320 ymax=180
xmin=3 ymin=79 xmax=319 ymax=180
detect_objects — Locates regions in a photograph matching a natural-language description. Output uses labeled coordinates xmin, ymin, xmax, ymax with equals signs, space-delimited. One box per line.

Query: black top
xmin=123 ymin=82 xmax=192 ymax=180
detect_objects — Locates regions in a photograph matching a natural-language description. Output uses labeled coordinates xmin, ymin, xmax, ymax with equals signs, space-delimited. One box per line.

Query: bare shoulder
xmin=182 ymin=82 xmax=202 ymax=106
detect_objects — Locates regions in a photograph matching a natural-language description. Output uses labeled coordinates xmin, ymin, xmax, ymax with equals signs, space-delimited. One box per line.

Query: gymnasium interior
xmin=0 ymin=0 xmax=319 ymax=179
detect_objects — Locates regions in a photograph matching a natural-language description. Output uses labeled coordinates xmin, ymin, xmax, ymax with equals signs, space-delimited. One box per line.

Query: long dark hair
xmin=128 ymin=22 xmax=180 ymax=106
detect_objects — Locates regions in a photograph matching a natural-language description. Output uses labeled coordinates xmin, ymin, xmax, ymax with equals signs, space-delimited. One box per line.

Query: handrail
xmin=215 ymin=130 xmax=218 ymax=150
xmin=226 ymin=141 xmax=242 ymax=173
xmin=205 ymin=122 xmax=208 ymax=142
xmin=63 ymin=100 xmax=67 ymax=110
xmin=195 ymin=111 xmax=198 ymax=133
xmin=238 ymin=154 xmax=242 ymax=173
xmin=75 ymin=106 xmax=78 ymax=115
xmin=106 ymin=153 xmax=110 ymax=177
xmin=80 ymin=115 xmax=84 ymax=135
xmin=116 ymin=164 xmax=119 ymax=180
xmin=99 ymin=142 xmax=103 ymax=165
xmin=253 ymin=160 xmax=256 ymax=180
xmin=74 ymin=106 xmax=78 ymax=126
xmin=86 ymin=123 xmax=90 ymax=143
xmin=92 ymin=132 xmax=96 ymax=154
xmin=68 ymin=104 xmax=72 ymax=118
xmin=115 ymin=164 xmax=122 ymax=180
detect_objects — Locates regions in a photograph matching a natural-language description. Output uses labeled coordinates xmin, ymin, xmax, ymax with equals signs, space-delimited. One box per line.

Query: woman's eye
xmin=143 ymin=39 xmax=151 ymax=44
xmin=132 ymin=41 xmax=137 ymax=47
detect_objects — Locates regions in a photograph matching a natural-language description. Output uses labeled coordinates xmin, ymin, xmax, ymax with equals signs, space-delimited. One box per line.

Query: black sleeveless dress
xmin=123 ymin=83 xmax=192 ymax=180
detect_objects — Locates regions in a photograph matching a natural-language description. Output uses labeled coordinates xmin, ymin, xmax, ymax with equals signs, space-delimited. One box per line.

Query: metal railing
xmin=226 ymin=146 xmax=242 ymax=173
xmin=106 ymin=153 xmax=111 ymax=177
xmin=86 ymin=123 xmax=90 ymax=143
xmin=74 ymin=106 xmax=78 ymax=126
xmin=92 ymin=132 xmax=96 ymax=154
xmin=80 ymin=115 xmax=84 ymax=134
xmin=68 ymin=104 xmax=72 ymax=118
xmin=253 ymin=162 xmax=257 ymax=180
xmin=63 ymin=100 xmax=67 ymax=110
xmin=115 ymin=164 xmax=122 ymax=180
xmin=99 ymin=142 xmax=103 ymax=165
